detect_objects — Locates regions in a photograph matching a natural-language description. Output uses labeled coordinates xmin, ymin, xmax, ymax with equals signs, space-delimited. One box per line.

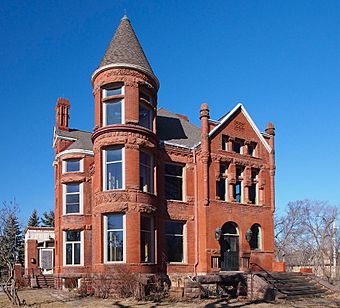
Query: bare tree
xmin=275 ymin=199 xmax=338 ymax=281
xmin=0 ymin=200 xmax=23 ymax=306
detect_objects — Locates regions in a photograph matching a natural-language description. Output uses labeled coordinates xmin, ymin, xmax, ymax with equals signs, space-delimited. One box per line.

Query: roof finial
xmin=122 ymin=10 xmax=129 ymax=21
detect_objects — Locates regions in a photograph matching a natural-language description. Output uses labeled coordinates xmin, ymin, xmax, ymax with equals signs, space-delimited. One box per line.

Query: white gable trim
xmin=208 ymin=103 xmax=272 ymax=153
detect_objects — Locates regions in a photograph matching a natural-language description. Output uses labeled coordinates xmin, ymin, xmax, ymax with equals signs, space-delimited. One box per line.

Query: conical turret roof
xmin=98 ymin=15 xmax=157 ymax=83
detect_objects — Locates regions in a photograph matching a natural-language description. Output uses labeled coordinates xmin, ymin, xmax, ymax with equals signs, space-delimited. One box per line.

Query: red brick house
xmin=52 ymin=15 xmax=276 ymax=289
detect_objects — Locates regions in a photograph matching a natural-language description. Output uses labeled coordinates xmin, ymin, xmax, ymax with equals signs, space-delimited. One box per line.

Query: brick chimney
xmin=56 ymin=98 xmax=70 ymax=131
xmin=200 ymin=103 xmax=210 ymax=206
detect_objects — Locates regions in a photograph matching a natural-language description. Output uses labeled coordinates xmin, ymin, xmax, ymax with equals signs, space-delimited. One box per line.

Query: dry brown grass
xmin=0 ymin=288 xmax=339 ymax=308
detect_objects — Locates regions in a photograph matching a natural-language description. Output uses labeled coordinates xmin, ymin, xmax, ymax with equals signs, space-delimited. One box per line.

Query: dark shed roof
xmin=157 ymin=108 xmax=201 ymax=148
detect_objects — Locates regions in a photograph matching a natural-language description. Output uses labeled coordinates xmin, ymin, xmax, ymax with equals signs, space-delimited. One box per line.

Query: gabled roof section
xmin=53 ymin=127 xmax=93 ymax=152
xmin=157 ymin=108 xmax=201 ymax=148
xmin=208 ymin=103 xmax=272 ymax=153
xmin=98 ymin=15 xmax=157 ymax=83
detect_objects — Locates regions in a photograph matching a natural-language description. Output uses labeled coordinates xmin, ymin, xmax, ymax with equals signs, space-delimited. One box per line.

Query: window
xmin=102 ymin=85 xmax=123 ymax=126
xmin=164 ymin=164 xmax=184 ymax=200
xmin=249 ymin=224 xmax=262 ymax=250
xmin=141 ymin=216 xmax=154 ymax=263
xmin=165 ymin=221 xmax=185 ymax=263
xmin=63 ymin=183 xmax=83 ymax=214
xmin=248 ymin=142 xmax=257 ymax=157
xmin=103 ymin=85 xmax=122 ymax=97
xmin=139 ymin=103 xmax=153 ymax=130
xmin=222 ymin=135 xmax=229 ymax=151
xmin=104 ymin=214 xmax=125 ymax=262
xmin=103 ymin=147 xmax=124 ymax=190
xmin=139 ymin=90 xmax=153 ymax=104
xmin=64 ymin=231 xmax=83 ymax=266
xmin=232 ymin=139 xmax=244 ymax=154
xmin=216 ymin=163 xmax=228 ymax=201
xmin=103 ymin=100 xmax=122 ymax=125
xmin=233 ymin=166 xmax=243 ymax=203
xmin=249 ymin=169 xmax=259 ymax=204
xmin=63 ymin=159 xmax=82 ymax=173
xmin=140 ymin=151 xmax=153 ymax=193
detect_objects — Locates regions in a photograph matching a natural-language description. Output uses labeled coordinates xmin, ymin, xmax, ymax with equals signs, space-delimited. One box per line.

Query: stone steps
xmin=262 ymin=272 xmax=329 ymax=300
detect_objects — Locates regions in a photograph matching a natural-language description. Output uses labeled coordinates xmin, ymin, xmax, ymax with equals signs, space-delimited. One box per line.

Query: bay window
xmin=140 ymin=151 xmax=153 ymax=193
xmin=102 ymin=84 xmax=124 ymax=126
xmin=141 ymin=216 xmax=154 ymax=263
xmin=103 ymin=147 xmax=124 ymax=190
xmin=104 ymin=214 xmax=125 ymax=262
xmin=139 ymin=103 xmax=153 ymax=130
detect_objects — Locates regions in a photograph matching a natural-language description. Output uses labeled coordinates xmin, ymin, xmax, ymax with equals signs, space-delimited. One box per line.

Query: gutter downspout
xmin=193 ymin=148 xmax=199 ymax=277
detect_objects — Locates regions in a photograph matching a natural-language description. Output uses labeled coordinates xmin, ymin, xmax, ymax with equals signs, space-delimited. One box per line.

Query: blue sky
xmin=0 ymin=0 xmax=339 ymax=224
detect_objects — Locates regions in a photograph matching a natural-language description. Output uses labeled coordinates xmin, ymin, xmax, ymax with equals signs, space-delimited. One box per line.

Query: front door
xmin=220 ymin=235 xmax=240 ymax=271
xmin=39 ymin=248 xmax=54 ymax=274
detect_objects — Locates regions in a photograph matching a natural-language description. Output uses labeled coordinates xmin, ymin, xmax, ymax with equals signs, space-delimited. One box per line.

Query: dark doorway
xmin=220 ymin=222 xmax=240 ymax=271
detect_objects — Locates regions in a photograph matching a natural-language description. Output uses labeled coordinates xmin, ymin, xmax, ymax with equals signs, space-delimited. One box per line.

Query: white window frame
xmin=164 ymin=163 xmax=185 ymax=201
xmin=102 ymin=86 xmax=125 ymax=126
xmin=62 ymin=183 xmax=83 ymax=215
xmin=103 ymin=85 xmax=124 ymax=98
xmin=140 ymin=151 xmax=154 ymax=193
xmin=102 ymin=147 xmax=125 ymax=191
xmin=103 ymin=214 xmax=126 ymax=263
xmin=165 ymin=221 xmax=187 ymax=264
xmin=140 ymin=215 xmax=155 ymax=263
xmin=62 ymin=158 xmax=84 ymax=174
xmin=63 ymin=230 xmax=84 ymax=266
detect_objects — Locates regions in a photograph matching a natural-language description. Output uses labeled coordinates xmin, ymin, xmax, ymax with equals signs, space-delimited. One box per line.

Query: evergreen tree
xmin=27 ymin=209 xmax=40 ymax=227
xmin=2 ymin=213 xmax=24 ymax=265
xmin=41 ymin=210 xmax=54 ymax=227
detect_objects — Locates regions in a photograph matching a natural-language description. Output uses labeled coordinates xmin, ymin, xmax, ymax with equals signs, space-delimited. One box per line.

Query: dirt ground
xmin=0 ymin=289 xmax=339 ymax=308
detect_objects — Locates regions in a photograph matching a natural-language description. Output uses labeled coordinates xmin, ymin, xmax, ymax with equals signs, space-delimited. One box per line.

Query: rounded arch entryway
xmin=220 ymin=222 xmax=240 ymax=271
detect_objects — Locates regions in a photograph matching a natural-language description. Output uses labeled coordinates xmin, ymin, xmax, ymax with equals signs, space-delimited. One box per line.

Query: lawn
xmin=0 ymin=289 xmax=339 ymax=308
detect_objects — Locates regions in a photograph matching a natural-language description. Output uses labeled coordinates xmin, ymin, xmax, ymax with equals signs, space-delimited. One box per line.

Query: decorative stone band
xmin=91 ymin=65 xmax=159 ymax=90
xmin=93 ymin=190 xmax=157 ymax=214
xmin=92 ymin=124 xmax=159 ymax=152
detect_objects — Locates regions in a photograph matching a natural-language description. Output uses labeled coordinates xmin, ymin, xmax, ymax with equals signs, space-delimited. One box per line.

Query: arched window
xmin=249 ymin=224 xmax=262 ymax=250
xmin=222 ymin=222 xmax=238 ymax=235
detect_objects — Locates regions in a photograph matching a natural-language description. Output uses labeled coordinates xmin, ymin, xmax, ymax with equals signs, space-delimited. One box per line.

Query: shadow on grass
xmin=204 ymin=298 xmax=270 ymax=308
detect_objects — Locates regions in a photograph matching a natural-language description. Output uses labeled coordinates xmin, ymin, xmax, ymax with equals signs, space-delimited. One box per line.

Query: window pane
xmin=66 ymin=231 xmax=80 ymax=242
xmin=73 ymin=243 xmax=81 ymax=264
xmin=234 ymin=182 xmax=241 ymax=203
xmin=140 ymin=91 xmax=152 ymax=103
xmin=106 ymin=148 xmax=122 ymax=162
xmin=106 ymin=100 xmax=122 ymax=125
xmin=141 ymin=230 xmax=152 ymax=262
xmin=107 ymin=214 xmax=123 ymax=230
xmin=139 ymin=104 xmax=152 ymax=129
xmin=107 ymin=230 xmax=123 ymax=261
xmin=66 ymin=243 xmax=73 ymax=265
xmin=106 ymin=162 xmax=122 ymax=190
xmin=217 ymin=179 xmax=226 ymax=201
xmin=233 ymin=141 xmax=242 ymax=153
xmin=105 ymin=87 xmax=122 ymax=97
xmin=165 ymin=221 xmax=183 ymax=235
xmin=165 ymin=164 xmax=182 ymax=176
xmin=66 ymin=183 xmax=79 ymax=193
xmin=66 ymin=194 xmax=79 ymax=205
xmin=140 ymin=164 xmax=151 ymax=192
xmin=66 ymin=203 xmax=79 ymax=214
xmin=66 ymin=159 xmax=80 ymax=172
xmin=165 ymin=176 xmax=182 ymax=200
xmin=249 ymin=184 xmax=256 ymax=204
xmin=141 ymin=216 xmax=151 ymax=231
xmin=166 ymin=235 xmax=183 ymax=262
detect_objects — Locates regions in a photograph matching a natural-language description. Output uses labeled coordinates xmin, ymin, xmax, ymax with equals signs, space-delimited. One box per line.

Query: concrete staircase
xmin=259 ymin=272 xmax=329 ymax=300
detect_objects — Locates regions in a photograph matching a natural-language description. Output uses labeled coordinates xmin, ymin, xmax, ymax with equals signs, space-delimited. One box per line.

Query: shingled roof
xmin=157 ymin=108 xmax=201 ymax=148
xmin=99 ymin=15 xmax=157 ymax=83
xmin=55 ymin=128 xmax=93 ymax=152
